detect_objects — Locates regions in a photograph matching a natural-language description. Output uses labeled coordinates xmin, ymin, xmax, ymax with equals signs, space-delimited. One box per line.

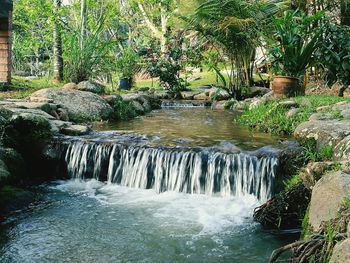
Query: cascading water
xmin=1 ymin=109 xmax=291 ymax=263
xmin=161 ymin=100 xmax=210 ymax=108
xmin=61 ymin=140 xmax=278 ymax=201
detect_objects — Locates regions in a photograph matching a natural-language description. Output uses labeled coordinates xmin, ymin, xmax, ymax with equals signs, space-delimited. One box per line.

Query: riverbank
xmin=0 ymin=81 xmax=163 ymax=215
xmin=236 ymin=92 xmax=350 ymax=262
xmin=0 ymin=86 xmax=296 ymax=262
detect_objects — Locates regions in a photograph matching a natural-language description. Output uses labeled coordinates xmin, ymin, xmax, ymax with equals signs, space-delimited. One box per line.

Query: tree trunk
xmin=138 ymin=3 xmax=168 ymax=56
xmin=80 ymin=0 xmax=87 ymax=49
xmin=160 ymin=3 xmax=168 ymax=55
xmin=341 ymin=0 xmax=350 ymax=26
xmin=53 ymin=0 xmax=63 ymax=82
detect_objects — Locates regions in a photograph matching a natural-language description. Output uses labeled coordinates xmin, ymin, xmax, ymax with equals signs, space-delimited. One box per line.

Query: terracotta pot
xmin=272 ymin=76 xmax=304 ymax=97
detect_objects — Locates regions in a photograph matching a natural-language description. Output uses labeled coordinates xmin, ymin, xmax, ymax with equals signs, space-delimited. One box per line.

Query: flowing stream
xmin=0 ymin=108 xmax=292 ymax=262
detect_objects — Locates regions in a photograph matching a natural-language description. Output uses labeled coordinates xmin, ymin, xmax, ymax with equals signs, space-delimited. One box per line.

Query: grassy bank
xmin=0 ymin=77 xmax=61 ymax=99
xmin=238 ymin=95 xmax=350 ymax=136
xmin=0 ymin=71 xmax=268 ymax=99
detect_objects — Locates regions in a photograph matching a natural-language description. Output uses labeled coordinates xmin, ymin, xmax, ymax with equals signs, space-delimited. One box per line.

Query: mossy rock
xmin=0 ymin=160 xmax=10 ymax=186
xmin=0 ymin=185 xmax=36 ymax=213
xmin=0 ymin=106 xmax=13 ymax=120
xmin=3 ymin=113 xmax=52 ymax=151
xmin=0 ymin=147 xmax=25 ymax=183
xmin=2 ymin=114 xmax=52 ymax=182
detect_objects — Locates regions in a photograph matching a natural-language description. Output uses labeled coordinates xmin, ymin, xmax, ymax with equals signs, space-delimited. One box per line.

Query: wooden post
xmin=0 ymin=8 xmax=12 ymax=85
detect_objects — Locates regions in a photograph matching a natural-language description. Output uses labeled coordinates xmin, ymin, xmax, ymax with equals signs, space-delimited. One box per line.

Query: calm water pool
xmin=94 ymin=108 xmax=282 ymax=149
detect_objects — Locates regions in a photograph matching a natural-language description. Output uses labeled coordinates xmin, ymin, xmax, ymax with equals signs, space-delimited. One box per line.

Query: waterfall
xmin=161 ymin=100 xmax=210 ymax=108
xmin=61 ymin=140 xmax=278 ymax=201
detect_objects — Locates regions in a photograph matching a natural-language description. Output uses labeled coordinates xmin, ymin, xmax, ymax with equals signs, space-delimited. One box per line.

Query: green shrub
xmin=299 ymin=138 xmax=334 ymax=162
xmin=116 ymin=48 xmax=140 ymax=79
xmin=111 ymin=98 xmax=137 ymax=120
xmin=284 ymin=175 xmax=302 ymax=191
xmin=147 ymin=58 xmax=186 ymax=95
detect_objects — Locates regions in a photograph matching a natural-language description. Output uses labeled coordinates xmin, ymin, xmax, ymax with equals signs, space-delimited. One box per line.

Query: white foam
xmin=54 ymin=179 xmax=260 ymax=236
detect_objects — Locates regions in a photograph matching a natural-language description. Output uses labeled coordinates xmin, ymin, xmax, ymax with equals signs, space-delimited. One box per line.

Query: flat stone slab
xmin=316 ymin=105 xmax=331 ymax=113
xmin=180 ymin=91 xmax=201 ymax=100
xmin=49 ymin=120 xmax=72 ymax=133
xmin=61 ymin=124 xmax=91 ymax=136
xmin=0 ymin=101 xmax=16 ymax=106
xmin=193 ymin=93 xmax=209 ymax=100
xmin=10 ymin=102 xmax=55 ymax=113
xmin=309 ymin=112 xmax=334 ymax=121
xmin=6 ymin=108 xmax=56 ymax=120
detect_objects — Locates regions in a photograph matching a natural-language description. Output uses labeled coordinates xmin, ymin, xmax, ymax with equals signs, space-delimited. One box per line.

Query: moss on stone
xmin=3 ymin=114 xmax=52 ymax=151
xmin=0 ymin=185 xmax=36 ymax=213
xmin=301 ymin=205 xmax=312 ymax=239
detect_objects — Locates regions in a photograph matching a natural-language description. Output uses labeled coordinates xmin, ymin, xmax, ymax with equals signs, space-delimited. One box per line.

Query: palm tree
xmin=189 ymin=0 xmax=287 ymax=99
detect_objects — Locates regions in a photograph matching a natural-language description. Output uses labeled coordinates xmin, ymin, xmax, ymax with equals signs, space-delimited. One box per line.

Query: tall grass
xmin=63 ymin=19 xmax=115 ymax=83
xmin=238 ymin=95 xmax=350 ymax=135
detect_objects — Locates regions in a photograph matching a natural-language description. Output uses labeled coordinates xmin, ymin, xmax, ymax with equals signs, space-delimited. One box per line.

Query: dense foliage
xmin=317 ymin=21 xmax=350 ymax=96
xmin=8 ymin=0 xmax=350 ymax=95
xmin=189 ymin=0 xmax=286 ymax=98
xmin=267 ymin=10 xmax=323 ymax=79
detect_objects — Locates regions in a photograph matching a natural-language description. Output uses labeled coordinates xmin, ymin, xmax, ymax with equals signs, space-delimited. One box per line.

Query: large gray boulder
xmin=332 ymin=101 xmax=350 ymax=111
xmin=63 ymin=81 xmax=105 ymax=94
xmin=180 ymin=91 xmax=200 ymax=100
xmin=193 ymin=92 xmax=209 ymax=101
xmin=309 ymin=112 xmax=334 ymax=121
xmin=208 ymin=88 xmax=231 ymax=101
xmin=249 ymin=86 xmax=270 ymax=97
xmin=309 ymin=171 xmax=350 ymax=232
xmin=294 ymin=120 xmax=350 ymax=148
xmin=330 ymin=239 xmax=350 ymax=263
xmin=120 ymin=94 xmax=161 ymax=111
xmin=76 ymin=81 xmax=105 ymax=94
xmin=61 ymin=124 xmax=91 ymax=136
xmin=30 ymin=88 xmax=113 ymax=122
xmin=332 ymin=102 xmax=350 ymax=120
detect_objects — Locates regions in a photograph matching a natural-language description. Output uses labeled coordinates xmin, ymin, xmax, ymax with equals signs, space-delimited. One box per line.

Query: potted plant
xmin=116 ymin=48 xmax=139 ymax=90
xmin=268 ymin=11 xmax=323 ymax=97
